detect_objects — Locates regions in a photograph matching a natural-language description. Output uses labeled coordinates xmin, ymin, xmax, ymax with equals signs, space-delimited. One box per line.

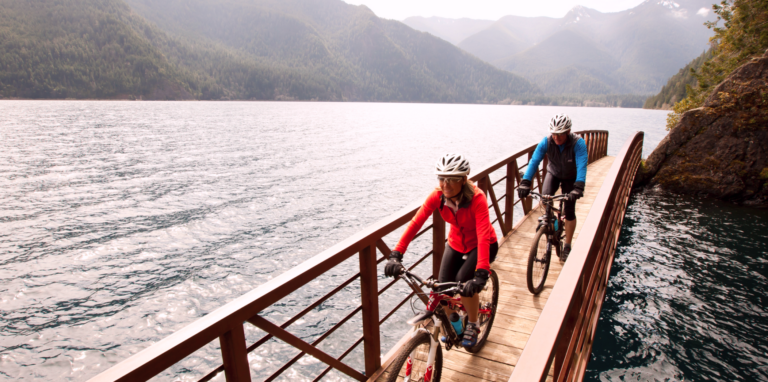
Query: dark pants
xmin=438 ymin=242 xmax=498 ymax=284
xmin=543 ymin=173 xmax=576 ymax=221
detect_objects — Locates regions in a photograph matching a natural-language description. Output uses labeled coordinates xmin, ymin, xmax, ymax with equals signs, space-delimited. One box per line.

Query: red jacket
xmin=394 ymin=187 xmax=498 ymax=271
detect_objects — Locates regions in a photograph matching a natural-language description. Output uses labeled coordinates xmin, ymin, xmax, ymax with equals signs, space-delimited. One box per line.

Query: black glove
xmin=568 ymin=182 xmax=585 ymax=201
xmin=517 ymin=179 xmax=532 ymax=199
xmin=461 ymin=269 xmax=490 ymax=297
xmin=384 ymin=251 xmax=404 ymax=277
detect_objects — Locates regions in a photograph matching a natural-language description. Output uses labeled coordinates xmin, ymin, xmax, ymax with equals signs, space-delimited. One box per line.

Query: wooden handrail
xmin=508 ymin=131 xmax=643 ymax=382
xmin=88 ymin=131 xmax=609 ymax=382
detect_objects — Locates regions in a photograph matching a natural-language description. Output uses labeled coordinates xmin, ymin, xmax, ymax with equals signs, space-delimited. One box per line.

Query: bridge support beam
xmin=359 ymin=244 xmax=381 ymax=377
xmin=220 ymin=324 xmax=252 ymax=382
xmin=432 ymin=210 xmax=445 ymax=279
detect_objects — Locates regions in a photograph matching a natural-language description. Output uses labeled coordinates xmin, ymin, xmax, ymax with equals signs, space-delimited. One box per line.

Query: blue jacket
xmin=523 ymin=135 xmax=588 ymax=183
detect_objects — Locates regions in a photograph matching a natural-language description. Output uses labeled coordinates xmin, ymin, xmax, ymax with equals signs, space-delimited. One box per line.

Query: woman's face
xmin=438 ymin=176 xmax=466 ymax=199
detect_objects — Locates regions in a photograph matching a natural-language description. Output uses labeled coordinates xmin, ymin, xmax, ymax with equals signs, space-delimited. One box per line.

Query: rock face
xmin=637 ymin=49 xmax=768 ymax=205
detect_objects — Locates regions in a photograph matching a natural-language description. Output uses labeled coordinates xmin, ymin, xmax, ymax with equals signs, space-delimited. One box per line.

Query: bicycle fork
xmin=405 ymin=319 xmax=441 ymax=382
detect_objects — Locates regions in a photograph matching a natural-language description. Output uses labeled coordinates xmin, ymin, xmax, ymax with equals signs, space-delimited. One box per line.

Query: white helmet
xmin=549 ymin=113 xmax=572 ymax=134
xmin=435 ymin=154 xmax=470 ymax=177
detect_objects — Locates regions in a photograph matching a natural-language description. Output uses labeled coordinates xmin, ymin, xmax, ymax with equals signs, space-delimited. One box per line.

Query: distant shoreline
xmin=0 ymin=98 xmax=648 ymax=108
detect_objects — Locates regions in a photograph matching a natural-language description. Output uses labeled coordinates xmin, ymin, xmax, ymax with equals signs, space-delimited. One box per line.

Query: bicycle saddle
xmin=407 ymin=310 xmax=434 ymax=326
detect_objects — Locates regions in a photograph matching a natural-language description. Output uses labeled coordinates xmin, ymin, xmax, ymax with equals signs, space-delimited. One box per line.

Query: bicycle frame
xmin=390 ymin=268 xmax=496 ymax=381
xmin=399 ymin=271 xmax=461 ymax=347
xmin=532 ymin=192 xmax=567 ymax=244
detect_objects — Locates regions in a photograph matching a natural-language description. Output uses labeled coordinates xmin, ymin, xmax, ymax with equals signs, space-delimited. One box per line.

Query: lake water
xmin=585 ymin=189 xmax=768 ymax=382
xmin=0 ymin=100 xmax=711 ymax=381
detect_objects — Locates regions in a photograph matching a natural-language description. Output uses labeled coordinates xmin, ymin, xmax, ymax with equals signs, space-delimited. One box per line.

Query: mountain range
xmin=404 ymin=0 xmax=718 ymax=95
xmin=0 ymin=0 xmax=537 ymax=102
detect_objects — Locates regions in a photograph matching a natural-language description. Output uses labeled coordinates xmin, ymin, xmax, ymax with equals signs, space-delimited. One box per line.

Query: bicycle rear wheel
xmin=463 ymin=270 xmax=499 ymax=353
xmin=527 ymin=226 xmax=551 ymax=295
xmin=384 ymin=330 xmax=442 ymax=382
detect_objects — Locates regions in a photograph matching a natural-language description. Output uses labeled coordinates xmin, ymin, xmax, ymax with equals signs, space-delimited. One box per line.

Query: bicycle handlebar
xmin=530 ymin=192 xmax=569 ymax=201
xmin=401 ymin=269 xmax=464 ymax=294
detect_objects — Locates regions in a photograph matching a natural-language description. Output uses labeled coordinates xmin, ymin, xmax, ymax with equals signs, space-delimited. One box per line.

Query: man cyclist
xmin=517 ymin=113 xmax=587 ymax=261
xmin=384 ymin=153 xmax=498 ymax=348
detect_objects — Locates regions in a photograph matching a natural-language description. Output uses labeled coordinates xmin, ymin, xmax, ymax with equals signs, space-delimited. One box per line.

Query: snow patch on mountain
xmin=658 ymin=0 xmax=681 ymax=9
xmin=564 ymin=6 xmax=593 ymax=25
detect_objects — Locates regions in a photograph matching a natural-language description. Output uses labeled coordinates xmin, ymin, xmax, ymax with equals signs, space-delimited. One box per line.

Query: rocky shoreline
xmin=636 ymin=49 xmax=768 ymax=206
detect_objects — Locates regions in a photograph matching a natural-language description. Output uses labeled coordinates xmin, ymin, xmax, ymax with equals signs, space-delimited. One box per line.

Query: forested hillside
xmin=643 ymin=50 xmax=713 ymax=109
xmin=0 ymin=0 xmax=539 ymax=102
xmin=0 ymin=0 xmax=195 ymax=99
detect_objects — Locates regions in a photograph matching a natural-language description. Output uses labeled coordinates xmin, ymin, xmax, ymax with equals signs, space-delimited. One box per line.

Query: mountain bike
xmin=526 ymin=192 xmax=568 ymax=295
xmin=384 ymin=267 xmax=499 ymax=382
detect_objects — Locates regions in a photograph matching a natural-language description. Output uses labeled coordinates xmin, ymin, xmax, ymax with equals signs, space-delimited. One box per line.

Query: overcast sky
xmin=343 ymin=0 xmax=649 ymax=20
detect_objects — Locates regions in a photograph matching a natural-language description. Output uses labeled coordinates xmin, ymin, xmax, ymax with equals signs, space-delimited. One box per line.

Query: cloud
xmin=696 ymin=7 xmax=710 ymax=17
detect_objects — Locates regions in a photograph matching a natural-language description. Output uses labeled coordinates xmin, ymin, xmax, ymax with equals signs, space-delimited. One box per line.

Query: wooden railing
xmin=87 ymin=131 xmax=609 ymax=382
xmin=509 ymin=131 xmax=644 ymax=382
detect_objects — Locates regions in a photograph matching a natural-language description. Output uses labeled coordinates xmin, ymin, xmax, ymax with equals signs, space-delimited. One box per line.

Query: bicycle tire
xmin=463 ymin=270 xmax=499 ymax=353
xmin=384 ymin=330 xmax=442 ymax=382
xmin=527 ymin=226 xmax=551 ymax=295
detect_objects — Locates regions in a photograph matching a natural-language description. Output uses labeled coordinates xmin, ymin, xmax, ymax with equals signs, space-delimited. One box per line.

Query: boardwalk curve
xmin=422 ymin=156 xmax=615 ymax=382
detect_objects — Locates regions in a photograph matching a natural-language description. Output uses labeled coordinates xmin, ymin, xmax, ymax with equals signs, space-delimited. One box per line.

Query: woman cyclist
xmin=384 ymin=153 xmax=498 ymax=347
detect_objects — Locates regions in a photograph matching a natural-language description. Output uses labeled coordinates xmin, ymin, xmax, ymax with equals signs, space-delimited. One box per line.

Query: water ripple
xmin=586 ymin=188 xmax=768 ymax=382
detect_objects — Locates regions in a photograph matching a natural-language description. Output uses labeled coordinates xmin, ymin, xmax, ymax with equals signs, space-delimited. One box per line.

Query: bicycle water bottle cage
xmin=407 ymin=310 xmax=434 ymax=326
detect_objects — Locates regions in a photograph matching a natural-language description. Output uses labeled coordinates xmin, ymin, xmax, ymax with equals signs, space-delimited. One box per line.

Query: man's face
xmin=552 ymin=133 xmax=567 ymax=145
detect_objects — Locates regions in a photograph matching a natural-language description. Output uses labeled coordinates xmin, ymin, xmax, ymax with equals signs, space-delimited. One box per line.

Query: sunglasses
xmin=552 ymin=133 xmax=567 ymax=138
xmin=437 ymin=176 xmax=463 ymax=184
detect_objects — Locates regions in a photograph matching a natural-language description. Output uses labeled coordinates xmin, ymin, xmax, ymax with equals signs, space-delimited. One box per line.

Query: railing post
xmin=359 ymin=244 xmax=381 ymax=377
xmin=220 ymin=324 xmax=252 ymax=382
xmin=432 ymin=210 xmax=445 ymax=278
xmin=524 ymin=153 xmax=533 ymax=214
xmin=505 ymin=162 xmax=515 ymax=233
xmin=592 ymin=132 xmax=598 ymax=162
xmin=484 ymin=175 xmax=508 ymax=237
xmin=477 ymin=176 xmax=489 ymax=196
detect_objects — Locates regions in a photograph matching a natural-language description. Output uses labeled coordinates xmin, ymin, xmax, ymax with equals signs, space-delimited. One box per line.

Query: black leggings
xmin=542 ymin=173 xmax=577 ymax=221
xmin=438 ymin=242 xmax=499 ymax=284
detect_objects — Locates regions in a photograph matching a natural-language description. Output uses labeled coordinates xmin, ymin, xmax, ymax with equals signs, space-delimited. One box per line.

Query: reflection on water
xmin=586 ymin=188 xmax=768 ymax=382
xmin=0 ymin=101 xmax=669 ymax=381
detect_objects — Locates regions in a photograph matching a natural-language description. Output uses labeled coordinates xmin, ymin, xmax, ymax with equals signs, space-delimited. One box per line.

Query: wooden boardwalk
xmin=436 ymin=155 xmax=616 ymax=382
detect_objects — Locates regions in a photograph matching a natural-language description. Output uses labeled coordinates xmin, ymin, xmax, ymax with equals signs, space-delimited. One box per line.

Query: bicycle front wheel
xmin=527 ymin=226 xmax=551 ymax=295
xmin=464 ymin=269 xmax=499 ymax=353
xmin=384 ymin=330 xmax=442 ymax=382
